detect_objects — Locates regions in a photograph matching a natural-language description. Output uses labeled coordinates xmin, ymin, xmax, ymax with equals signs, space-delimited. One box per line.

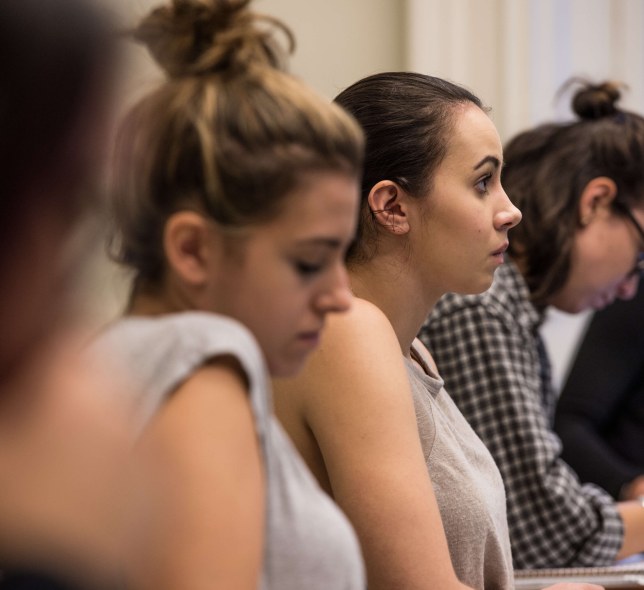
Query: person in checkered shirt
xmin=421 ymin=79 xmax=644 ymax=570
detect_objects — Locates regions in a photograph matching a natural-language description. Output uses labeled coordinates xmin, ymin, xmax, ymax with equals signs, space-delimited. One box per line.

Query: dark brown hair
xmin=112 ymin=0 xmax=364 ymax=287
xmin=333 ymin=72 xmax=484 ymax=264
xmin=504 ymin=79 xmax=644 ymax=307
xmin=0 ymin=0 xmax=114 ymax=380
xmin=0 ymin=0 xmax=113 ymax=261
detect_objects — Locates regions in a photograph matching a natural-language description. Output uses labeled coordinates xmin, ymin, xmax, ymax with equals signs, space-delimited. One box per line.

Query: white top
xmin=92 ymin=311 xmax=365 ymax=590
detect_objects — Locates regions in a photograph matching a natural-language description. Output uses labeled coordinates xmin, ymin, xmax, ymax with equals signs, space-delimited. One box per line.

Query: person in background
xmin=421 ymin=80 xmax=644 ymax=569
xmin=0 ymin=0 xmax=130 ymax=588
xmin=92 ymin=0 xmax=366 ymax=588
xmin=555 ymin=276 xmax=644 ymax=502
xmin=275 ymin=71 xmax=601 ymax=590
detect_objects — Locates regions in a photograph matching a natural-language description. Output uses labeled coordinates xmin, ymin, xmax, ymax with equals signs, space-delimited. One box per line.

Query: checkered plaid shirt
xmin=419 ymin=261 xmax=623 ymax=569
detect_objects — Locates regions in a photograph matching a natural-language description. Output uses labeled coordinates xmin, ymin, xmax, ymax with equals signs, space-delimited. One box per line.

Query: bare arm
xmin=276 ymin=300 xmax=471 ymax=590
xmin=616 ymin=500 xmax=644 ymax=559
xmin=127 ymin=360 xmax=264 ymax=590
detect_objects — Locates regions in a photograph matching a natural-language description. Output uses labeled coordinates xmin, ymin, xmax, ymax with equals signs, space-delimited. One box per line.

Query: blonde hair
xmin=112 ymin=0 xmax=363 ymax=285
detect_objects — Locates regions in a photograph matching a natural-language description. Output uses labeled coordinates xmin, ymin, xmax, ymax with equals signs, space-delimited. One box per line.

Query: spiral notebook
xmin=514 ymin=561 xmax=644 ymax=589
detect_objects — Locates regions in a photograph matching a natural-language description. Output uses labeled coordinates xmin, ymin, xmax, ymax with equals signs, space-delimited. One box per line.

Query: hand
xmin=543 ymin=584 xmax=604 ymax=589
xmin=621 ymin=475 xmax=644 ymax=500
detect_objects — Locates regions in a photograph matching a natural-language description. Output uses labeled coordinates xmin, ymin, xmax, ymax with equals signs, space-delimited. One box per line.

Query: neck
xmin=127 ymin=278 xmax=195 ymax=317
xmin=349 ymin=253 xmax=443 ymax=358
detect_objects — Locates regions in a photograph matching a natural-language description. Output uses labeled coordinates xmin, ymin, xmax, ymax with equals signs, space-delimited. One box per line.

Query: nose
xmin=314 ymin=263 xmax=353 ymax=314
xmin=494 ymin=188 xmax=522 ymax=231
xmin=617 ymin=273 xmax=639 ymax=301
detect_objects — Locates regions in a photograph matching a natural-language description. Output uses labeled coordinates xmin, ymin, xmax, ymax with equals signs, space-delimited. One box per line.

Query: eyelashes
xmin=475 ymin=174 xmax=492 ymax=194
xmin=295 ymin=261 xmax=324 ymax=277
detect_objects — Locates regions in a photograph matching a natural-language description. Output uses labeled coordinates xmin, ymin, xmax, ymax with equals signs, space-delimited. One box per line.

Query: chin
xmin=457 ymin=275 xmax=495 ymax=296
xmin=266 ymin=356 xmax=308 ymax=379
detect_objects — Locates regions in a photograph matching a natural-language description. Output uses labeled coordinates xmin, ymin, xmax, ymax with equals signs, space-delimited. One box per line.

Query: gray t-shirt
xmin=93 ymin=311 xmax=365 ymax=590
xmin=405 ymin=339 xmax=514 ymax=590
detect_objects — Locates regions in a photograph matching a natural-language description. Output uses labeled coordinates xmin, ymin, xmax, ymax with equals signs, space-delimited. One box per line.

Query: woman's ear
xmin=578 ymin=176 xmax=618 ymax=226
xmin=367 ymin=180 xmax=411 ymax=235
xmin=163 ymin=211 xmax=214 ymax=287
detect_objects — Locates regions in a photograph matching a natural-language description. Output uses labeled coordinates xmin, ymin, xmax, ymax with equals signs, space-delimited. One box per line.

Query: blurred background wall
xmin=91 ymin=0 xmax=644 ymax=389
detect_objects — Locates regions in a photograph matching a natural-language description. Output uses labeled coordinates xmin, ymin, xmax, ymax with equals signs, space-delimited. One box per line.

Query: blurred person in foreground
xmin=92 ymin=0 xmax=366 ymax=587
xmin=0 ymin=0 xmax=131 ymax=587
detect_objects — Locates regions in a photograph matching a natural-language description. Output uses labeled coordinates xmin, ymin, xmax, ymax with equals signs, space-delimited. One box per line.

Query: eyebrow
xmin=473 ymin=155 xmax=502 ymax=170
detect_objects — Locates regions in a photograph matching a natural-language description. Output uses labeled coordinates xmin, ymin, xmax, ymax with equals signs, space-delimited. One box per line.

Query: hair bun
xmin=132 ymin=0 xmax=293 ymax=78
xmin=571 ymin=80 xmax=623 ymax=120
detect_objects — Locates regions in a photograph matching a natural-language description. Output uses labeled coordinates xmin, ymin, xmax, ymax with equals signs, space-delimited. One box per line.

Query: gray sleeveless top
xmin=93 ymin=312 xmax=365 ymax=590
xmin=405 ymin=340 xmax=513 ymax=590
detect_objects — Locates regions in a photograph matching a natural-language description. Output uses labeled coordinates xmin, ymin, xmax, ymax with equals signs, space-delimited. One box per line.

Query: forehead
xmin=441 ymin=104 xmax=502 ymax=169
xmin=263 ymin=170 xmax=360 ymax=237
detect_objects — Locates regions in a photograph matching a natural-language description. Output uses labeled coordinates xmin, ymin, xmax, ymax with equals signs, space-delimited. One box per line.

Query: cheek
xmin=442 ymin=216 xmax=487 ymax=265
xmin=576 ymin=236 xmax=633 ymax=289
xmin=247 ymin=300 xmax=310 ymax=378
xmin=562 ymin=244 xmax=634 ymax=312
xmin=232 ymin=270 xmax=306 ymax=342
xmin=219 ymin=247 xmax=316 ymax=365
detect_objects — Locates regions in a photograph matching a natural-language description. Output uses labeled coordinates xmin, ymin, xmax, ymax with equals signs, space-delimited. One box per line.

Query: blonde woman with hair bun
xmin=92 ymin=0 xmax=366 ymax=588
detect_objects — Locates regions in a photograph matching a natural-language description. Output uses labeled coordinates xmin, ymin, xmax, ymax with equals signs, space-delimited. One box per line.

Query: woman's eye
xmin=295 ymin=261 xmax=324 ymax=277
xmin=475 ymin=174 xmax=492 ymax=194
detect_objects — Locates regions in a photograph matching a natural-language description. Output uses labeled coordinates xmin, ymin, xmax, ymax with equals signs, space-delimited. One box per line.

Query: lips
xmin=297 ymin=328 xmax=323 ymax=346
xmin=491 ymin=242 xmax=509 ymax=256
xmin=298 ymin=331 xmax=320 ymax=340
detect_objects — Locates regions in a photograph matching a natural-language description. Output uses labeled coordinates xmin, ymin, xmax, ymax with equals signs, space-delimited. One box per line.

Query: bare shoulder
xmin=326 ymin=296 xmax=399 ymax=345
xmin=311 ymin=297 xmax=403 ymax=378
xmin=143 ymin=356 xmax=256 ymax=452
xmin=274 ymin=296 xmax=411 ymax=452
xmin=277 ymin=297 xmax=411 ymax=434
xmin=277 ymin=297 xmax=403 ymax=396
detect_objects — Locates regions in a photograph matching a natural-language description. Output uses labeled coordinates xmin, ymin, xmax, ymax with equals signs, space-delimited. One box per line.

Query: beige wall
xmin=255 ymin=0 xmax=404 ymax=99
xmin=111 ymin=0 xmax=404 ymax=102
xmin=407 ymin=0 xmax=644 ymax=141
